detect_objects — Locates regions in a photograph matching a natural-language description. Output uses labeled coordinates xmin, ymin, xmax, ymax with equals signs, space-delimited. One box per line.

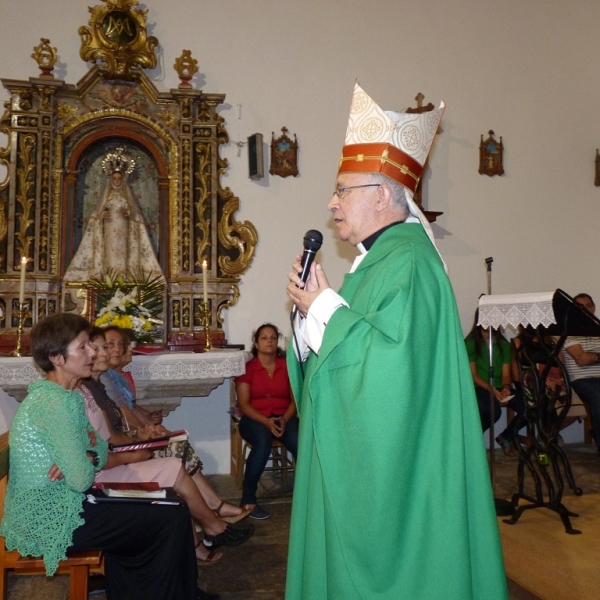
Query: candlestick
xmin=10 ymin=303 xmax=26 ymax=357
xmin=19 ymin=256 xmax=27 ymax=305
xmin=202 ymin=260 xmax=208 ymax=304
xmin=200 ymin=300 xmax=212 ymax=352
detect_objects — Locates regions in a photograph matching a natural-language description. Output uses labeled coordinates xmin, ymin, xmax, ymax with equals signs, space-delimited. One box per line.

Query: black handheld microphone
xmin=298 ymin=230 xmax=323 ymax=285
xmin=291 ymin=229 xmax=323 ymax=319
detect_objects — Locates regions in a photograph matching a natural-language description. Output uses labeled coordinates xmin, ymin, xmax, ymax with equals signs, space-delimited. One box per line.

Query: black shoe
xmin=248 ymin=504 xmax=270 ymax=520
xmin=202 ymin=522 xmax=255 ymax=549
xmin=88 ymin=573 xmax=106 ymax=596
xmin=197 ymin=587 xmax=221 ymax=600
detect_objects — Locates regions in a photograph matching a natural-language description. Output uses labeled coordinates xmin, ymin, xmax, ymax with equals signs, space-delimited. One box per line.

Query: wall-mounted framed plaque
xmin=269 ymin=127 xmax=298 ymax=178
xmin=479 ymin=130 xmax=504 ymax=176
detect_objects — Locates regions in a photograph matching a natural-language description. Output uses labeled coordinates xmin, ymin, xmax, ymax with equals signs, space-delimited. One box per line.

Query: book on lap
xmin=110 ymin=430 xmax=188 ymax=452
xmin=86 ymin=483 xmax=184 ymax=505
xmin=167 ymin=430 xmax=188 ymax=442
xmin=99 ymin=482 xmax=166 ymax=498
xmin=109 ymin=438 xmax=170 ymax=452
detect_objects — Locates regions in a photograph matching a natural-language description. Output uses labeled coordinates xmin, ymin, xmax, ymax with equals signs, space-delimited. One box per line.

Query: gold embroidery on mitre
xmin=339 ymin=152 xmax=420 ymax=183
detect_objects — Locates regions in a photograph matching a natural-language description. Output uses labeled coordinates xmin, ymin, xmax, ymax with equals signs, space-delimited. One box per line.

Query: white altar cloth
xmin=125 ymin=349 xmax=248 ymax=381
xmin=0 ymin=349 xmax=249 ymax=412
xmin=478 ymin=291 xmax=556 ymax=330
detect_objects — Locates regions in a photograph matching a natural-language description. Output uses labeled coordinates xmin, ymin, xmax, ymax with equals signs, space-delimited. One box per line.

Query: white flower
xmin=105 ymin=289 xmax=128 ymax=313
xmin=131 ymin=316 xmax=147 ymax=333
xmin=95 ymin=284 xmax=158 ymax=341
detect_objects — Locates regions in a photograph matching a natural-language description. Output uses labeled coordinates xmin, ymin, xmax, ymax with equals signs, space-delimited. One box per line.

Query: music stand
xmin=479 ymin=289 xmax=600 ymax=533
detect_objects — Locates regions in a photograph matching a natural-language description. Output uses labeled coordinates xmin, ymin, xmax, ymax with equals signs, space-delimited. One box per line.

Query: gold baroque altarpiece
xmin=0 ymin=0 xmax=257 ymax=351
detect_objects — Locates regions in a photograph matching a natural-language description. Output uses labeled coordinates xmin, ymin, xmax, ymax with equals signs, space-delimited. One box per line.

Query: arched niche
xmin=61 ymin=121 xmax=172 ymax=277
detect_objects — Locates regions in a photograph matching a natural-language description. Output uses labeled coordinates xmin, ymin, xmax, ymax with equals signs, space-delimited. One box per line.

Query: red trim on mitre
xmin=337 ymin=143 xmax=423 ymax=193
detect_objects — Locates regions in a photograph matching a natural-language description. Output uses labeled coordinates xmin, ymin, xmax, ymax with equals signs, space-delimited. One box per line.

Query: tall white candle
xmin=19 ymin=256 xmax=27 ymax=305
xmin=202 ymin=260 xmax=208 ymax=304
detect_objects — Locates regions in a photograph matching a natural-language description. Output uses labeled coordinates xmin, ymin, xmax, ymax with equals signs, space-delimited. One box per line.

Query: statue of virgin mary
xmin=63 ymin=148 xmax=164 ymax=283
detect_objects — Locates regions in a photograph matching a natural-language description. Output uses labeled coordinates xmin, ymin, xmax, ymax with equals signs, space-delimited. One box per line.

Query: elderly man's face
xmin=327 ymin=173 xmax=380 ymax=246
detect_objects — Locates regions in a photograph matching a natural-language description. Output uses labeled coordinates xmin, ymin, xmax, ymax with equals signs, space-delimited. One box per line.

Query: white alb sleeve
xmin=291 ymin=288 xmax=348 ymax=358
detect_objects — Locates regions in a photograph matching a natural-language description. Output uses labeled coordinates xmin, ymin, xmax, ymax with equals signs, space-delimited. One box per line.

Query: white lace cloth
xmin=124 ymin=349 xmax=249 ymax=381
xmin=0 ymin=349 xmax=249 ymax=386
xmin=0 ymin=360 xmax=42 ymax=385
xmin=478 ymin=291 xmax=556 ymax=330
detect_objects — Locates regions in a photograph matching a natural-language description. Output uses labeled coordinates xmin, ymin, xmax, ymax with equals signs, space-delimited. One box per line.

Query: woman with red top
xmin=235 ymin=323 xmax=299 ymax=520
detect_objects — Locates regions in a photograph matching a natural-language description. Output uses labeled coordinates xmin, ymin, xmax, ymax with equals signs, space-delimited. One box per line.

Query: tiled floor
xmin=6 ymin=444 xmax=600 ymax=599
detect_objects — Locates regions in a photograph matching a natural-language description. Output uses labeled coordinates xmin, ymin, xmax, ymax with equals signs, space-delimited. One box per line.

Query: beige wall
xmin=1 ymin=0 xmax=599 ymax=349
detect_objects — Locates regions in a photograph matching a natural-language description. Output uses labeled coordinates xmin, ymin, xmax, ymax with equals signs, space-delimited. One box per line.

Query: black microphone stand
xmin=484 ymin=257 xmax=515 ymax=516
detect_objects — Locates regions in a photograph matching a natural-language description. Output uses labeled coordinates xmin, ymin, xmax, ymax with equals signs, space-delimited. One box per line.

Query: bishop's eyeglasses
xmin=333 ymin=183 xmax=381 ymax=199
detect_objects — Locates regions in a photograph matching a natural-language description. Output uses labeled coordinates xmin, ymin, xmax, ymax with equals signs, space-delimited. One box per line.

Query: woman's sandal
xmin=214 ymin=501 xmax=252 ymax=524
xmin=496 ymin=435 xmax=517 ymax=457
xmin=195 ymin=541 xmax=223 ymax=566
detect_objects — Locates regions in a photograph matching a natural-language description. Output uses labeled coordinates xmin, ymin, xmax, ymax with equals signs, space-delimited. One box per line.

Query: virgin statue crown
xmin=101 ymin=147 xmax=136 ymax=175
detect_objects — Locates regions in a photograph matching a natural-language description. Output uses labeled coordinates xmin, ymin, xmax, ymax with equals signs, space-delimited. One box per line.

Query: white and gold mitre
xmin=339 ymin=82 xmax=445 ymax=195
xmin=339 ymin=83 xmax=447 ymax=271
xmin=101 ymin=147 xmax=136 ymax=175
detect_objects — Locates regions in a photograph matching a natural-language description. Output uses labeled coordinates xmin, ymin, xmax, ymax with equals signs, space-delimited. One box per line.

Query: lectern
xmin=478 ymin=289 xmax=600 ymax=533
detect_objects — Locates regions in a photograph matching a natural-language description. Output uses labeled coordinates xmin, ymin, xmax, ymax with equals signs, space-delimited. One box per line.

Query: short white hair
xmin=367 ymin=173 xmax=408 ymax=215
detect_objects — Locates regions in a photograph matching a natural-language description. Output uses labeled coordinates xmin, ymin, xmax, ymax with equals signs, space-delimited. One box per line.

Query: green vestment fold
xmin=286 ymin=223 xmax=507 ymax=600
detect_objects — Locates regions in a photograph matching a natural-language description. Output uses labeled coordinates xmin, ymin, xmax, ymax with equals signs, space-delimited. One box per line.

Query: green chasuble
xmin=286 ymin=223 xmax=507 ymax=600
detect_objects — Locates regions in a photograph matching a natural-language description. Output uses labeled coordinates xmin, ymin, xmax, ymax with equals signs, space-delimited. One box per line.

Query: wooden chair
xmin=231 ymin=423 xmax=295 ymax=489
xmin=0 ymin=431 xmax=104 ymax=600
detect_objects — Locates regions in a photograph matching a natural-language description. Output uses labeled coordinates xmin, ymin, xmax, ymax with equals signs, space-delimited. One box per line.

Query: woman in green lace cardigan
xmin=0 ymin=313 xmax=208 ymax=600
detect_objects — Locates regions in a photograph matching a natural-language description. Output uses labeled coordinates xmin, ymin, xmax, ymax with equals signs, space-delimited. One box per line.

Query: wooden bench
xmin=0 ymin=431 xmax=104 ymax=600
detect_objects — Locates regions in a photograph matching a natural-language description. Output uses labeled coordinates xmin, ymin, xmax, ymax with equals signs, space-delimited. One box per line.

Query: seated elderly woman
xmin=0 ymin=313 xmax=215 ymax=600
xmin=235 ymin=323 xmax=299 ymax=520
xmin=89 ymin=326 xmax=248 ymax=522
xmin=99 ymin=326 xmax=151 ymax=430
xmin=80 ymin=327 xmax=252 ymax=559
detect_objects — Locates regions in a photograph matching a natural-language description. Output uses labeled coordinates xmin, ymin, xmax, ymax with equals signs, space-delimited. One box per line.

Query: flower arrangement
xmin=88 ymin=269 xmax=165 ymax=343
xmin=95 ymin=287 xmax=155 ymax=340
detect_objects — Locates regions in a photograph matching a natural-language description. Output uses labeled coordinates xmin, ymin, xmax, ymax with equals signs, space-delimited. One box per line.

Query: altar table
xmin=0 ymin=349 xmax=248 ymax=414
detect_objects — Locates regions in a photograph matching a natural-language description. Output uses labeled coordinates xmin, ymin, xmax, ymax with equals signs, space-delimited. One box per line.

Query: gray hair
xmin=367 ymin=173 xmax=408 ymax=215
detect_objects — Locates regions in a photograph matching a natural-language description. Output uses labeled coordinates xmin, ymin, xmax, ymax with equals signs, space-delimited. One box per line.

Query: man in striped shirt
xmin=563 ymin=293 xmax=600 ymax=453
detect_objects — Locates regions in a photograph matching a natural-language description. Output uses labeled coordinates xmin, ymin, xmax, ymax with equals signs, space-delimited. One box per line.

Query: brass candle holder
xmin=199 ymin=300 xmax=212 ymax=352
xmin=10 ymin=302 xmax=27 ymax=357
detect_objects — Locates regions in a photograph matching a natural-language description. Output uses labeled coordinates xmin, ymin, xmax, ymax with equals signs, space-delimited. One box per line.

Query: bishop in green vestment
xmin=284 ymin=84 xmax=507 ymax=600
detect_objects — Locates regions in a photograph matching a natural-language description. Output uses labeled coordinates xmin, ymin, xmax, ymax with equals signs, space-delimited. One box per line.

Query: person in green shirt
xmin=465 ymin=309 xmax=525 ymax=456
